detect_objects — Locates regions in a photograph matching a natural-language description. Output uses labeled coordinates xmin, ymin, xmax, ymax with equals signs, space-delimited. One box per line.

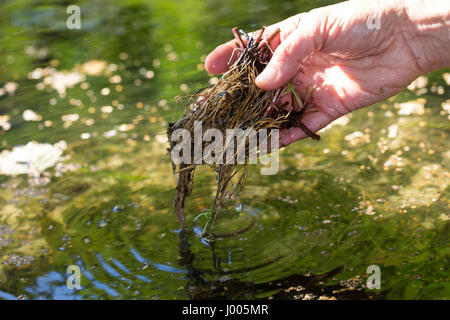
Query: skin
xmin=204 ymin=0 xmax=450 ymax=147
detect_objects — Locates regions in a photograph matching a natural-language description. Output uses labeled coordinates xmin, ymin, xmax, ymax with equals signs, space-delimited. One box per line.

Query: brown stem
xmin=297 ymin=122 xmax=321 ymax=141
xmin=255 ymin=26 xmax=266 ymax=44
xmin=232 ymin=27 xmax=245 ymax=49
xmin=258 ymin=27 xmax=280 ymax=50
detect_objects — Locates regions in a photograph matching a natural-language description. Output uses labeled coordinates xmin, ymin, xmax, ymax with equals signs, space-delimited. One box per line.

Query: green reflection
xmin=0 ymin=0 xmax=448 ymax=300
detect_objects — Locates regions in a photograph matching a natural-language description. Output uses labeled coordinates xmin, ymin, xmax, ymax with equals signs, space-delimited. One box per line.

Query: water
xmin=0 ymin=0 xmax=449 ymax=300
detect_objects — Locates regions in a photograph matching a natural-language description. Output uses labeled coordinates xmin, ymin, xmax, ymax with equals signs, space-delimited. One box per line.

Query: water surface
xmin=0 ymin=0 xmax=449 ymax=299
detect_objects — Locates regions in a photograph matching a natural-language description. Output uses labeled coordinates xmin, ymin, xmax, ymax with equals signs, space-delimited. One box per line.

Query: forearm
xmin=401 ymin=0 xmax=450 ymax=73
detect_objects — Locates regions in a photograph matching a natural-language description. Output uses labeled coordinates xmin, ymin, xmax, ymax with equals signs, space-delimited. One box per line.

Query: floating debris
xmin=54 ymin=161 xmax=81 ymax=178
xmin=155 ymin=134 xmax=168 ymax=144
xmin=444 ymin=73 xmax=450 ymax=85
xmin=407 ymin=76 xmax=428 ymax=91
xmin=387 ymin=124 xmax=398 ymax=138
xmin=109 ymin=75 xmax=121 ymax=84
xmin=28 ymin=66 xmax=88 ymax=96
xmin=24 ymin=45 xmax=48 ymax=59
xmin=22 ymin=109 xmax=42 ymax=122
xmin=0 ymin=115 xmax=11 ymax=131
xmin=2 ymin=254 xmax=36 ymax=267
xmin=61 ymin=113 xmax=79 ymax=123
xmin=396 ymin=99 xmax=425 ymax=116
xmin=80 ymin=133 xmax=91 ymax=140
xmin=46 ymin=70 xmax=85 ymax=96
xmin=80 ymin=59 xmax=107 ymax=76
xmin=388 ymin=164 xmax=449 ymax=209
xmin=441 ymin=100 xmax=450 ymax=119
xmin=97 ymin=219 xmax=107 ymax=228
xmin=103 ymin=129 xmax=117 ymax=138
xmin=101 ymin=106 xmax=113 ymax=113
xmin=3 ymin=82 xmax=18 ymax=95
xmin=383 ymin=154 xmax=405 ymax=170
xmin=344 ymin=131 xmax=370 ymax=146
xmin=384 ymin=110 xmax=394 ymax=118
xmin=0 ymin=141 xmax=66 ymax=176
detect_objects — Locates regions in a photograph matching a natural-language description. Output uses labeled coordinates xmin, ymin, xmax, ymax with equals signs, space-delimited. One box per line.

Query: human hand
xmin=205 ymin=0 xmax=450 ymax=146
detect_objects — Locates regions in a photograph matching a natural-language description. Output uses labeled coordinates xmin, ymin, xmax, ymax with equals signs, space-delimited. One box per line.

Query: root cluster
xmin=167 ymin=27 xmax=319 ymax=231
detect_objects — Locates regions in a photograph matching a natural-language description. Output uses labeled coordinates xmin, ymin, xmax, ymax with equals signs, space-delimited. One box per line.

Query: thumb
xmin=255 ymin=21 xmax=319 ymax=90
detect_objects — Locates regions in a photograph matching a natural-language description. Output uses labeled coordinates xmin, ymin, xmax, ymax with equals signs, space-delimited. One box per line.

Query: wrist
xmin=400 ymin=0 xmax=450 ymax=73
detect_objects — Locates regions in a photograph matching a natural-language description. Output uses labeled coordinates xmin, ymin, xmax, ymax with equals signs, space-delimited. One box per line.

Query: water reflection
xmin=25 ymin=271 xmax=82 ymax=300
xmin=178 ymin=231 xmax=386 ymax=300
xmin=0 ymin=0 xmax=448 ymax=300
